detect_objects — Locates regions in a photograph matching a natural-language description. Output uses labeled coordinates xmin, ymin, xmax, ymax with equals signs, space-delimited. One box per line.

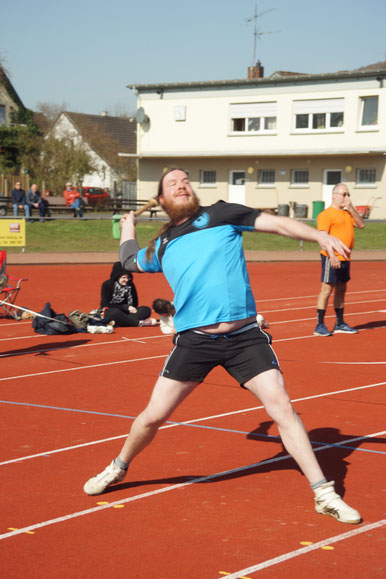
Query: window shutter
xmin=230 ymin=102 xmax=277 ymax=118
xmin=293 ymin=99 xmax=344 ymax=114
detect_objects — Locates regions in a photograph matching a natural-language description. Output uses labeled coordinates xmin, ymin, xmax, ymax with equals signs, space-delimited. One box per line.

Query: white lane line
xmin=262 ymin=298 xmax=385 ymax=314
xmin=0 ymin=354 xmax=169 ymax=382
xmin=255 ymin=288 xmax=386 ymax=303
xmin=272 ymin=309 xmax=385 ymax=326
xmin=0 ymin=434 xmax=384 ymax=542
xmin=1 ymin=317 xmax=384 ymax=381
xmin=0 ymin=333 xmax=167 ymax=344
xmin=3 ymin=307 xmax=381 ymax=356
xmin=220 ymin=519 xmax=386 ymax=578
xmin=1 ymin=382 xmax=384 ymax=466
xmin=322 ymin=361 xmax=386 ymax=365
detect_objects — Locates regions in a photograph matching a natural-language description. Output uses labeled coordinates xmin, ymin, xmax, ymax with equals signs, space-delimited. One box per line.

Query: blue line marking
xmin=1 ymin=399 xmax=385 ymax=455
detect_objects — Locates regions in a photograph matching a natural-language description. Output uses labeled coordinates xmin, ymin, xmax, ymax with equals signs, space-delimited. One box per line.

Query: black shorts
xmin=160 ymin=322 xmax=281 ymax=385
xmin=321 ymin=254 xmax=351 ymax=284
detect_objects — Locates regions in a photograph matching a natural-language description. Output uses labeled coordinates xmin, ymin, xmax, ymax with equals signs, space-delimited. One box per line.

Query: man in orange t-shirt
xmin=63 ymin=182 xmax=84 ymax=218
xmin=314 ymin=183 xmax=365 ymax=336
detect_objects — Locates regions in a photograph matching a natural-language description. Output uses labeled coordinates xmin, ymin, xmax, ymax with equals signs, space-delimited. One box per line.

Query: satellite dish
xmin=135 ymin=107 xmax=149 ymax=124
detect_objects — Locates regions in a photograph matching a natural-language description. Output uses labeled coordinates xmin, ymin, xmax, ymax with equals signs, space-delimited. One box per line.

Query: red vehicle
xmin=80 ymin=187 xmax=110 ymax=206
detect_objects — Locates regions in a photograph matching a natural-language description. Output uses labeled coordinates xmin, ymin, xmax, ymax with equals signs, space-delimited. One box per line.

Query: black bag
xmin=32 ymin=302 xmax=77 ymax=335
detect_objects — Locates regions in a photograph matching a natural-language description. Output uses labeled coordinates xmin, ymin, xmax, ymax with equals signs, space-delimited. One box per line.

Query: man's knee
xmin=320 ymin=282 xmax=334 ymax=297
xmin=140 ymin=407 xmax=167 ymax=430
xmin=266 ymin=394 xmax=296 ymax=425
xmin=334 ymin=282 xmax=347 ymax=297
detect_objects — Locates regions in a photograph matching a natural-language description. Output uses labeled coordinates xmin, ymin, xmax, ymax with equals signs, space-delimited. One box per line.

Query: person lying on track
xmin=83 ymin=168 xmax=361 ymax=525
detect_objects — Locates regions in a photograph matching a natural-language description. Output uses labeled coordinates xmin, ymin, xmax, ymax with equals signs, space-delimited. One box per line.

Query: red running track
xmin=0 ymin=261 xmax=385 ymax=578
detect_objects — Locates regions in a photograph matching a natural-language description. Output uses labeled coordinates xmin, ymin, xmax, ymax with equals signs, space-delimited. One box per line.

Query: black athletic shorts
xmin=321 ymin=254 xmax=351 ymax=284
xmin=160 ymin=322 xmax=281 ymax=385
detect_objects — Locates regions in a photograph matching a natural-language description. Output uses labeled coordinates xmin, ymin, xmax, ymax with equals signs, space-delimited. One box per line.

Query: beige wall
xmin=0 ymin=85 xmax=19 ymax=125
xmin=138 ymin=155 xmax=385 ymax=219
xmin=135 ymin=75 xmax=386 ymax=218
xmin=137 ymin=78 xmax=386 ymax=157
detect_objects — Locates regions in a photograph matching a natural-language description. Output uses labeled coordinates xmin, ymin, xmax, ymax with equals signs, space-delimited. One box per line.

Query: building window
xmin=293 ymin=98 xmax=344 ymax=131
xmin=0 ymin=105 xmax=6 ymax=125
xmin=292 ymin=170 xmax=309 ymax=185
xmin=360 ymin=96 xmax=378 ymax=126
xmin=258 ymin=169 xmax=275 ymax=185
xmin=357 ymin=169 xmax=376 ymax=184
xmin=230 ymin=102 xmax=277 ymax=134
xmin=232 ymin=118 xmax=245 ymax=131
xmin=200 ymin=170 xmax=216 ymax=185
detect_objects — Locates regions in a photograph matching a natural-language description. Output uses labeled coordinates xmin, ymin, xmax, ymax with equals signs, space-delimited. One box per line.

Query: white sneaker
xmin=87 ymin=325 xmax=114 ymax=334
xmin=159 ymin=315 xmax=175 ymax=335
xmin=83 ymin=460 xmax=127 ymax=495
xmin=314 ymin=481 xmax=361 ymax=524
xmin=138 ymin=318 xmax=157 ymax=327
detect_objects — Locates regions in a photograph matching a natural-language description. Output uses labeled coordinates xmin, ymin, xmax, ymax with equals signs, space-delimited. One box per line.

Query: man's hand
xmin=317 ymin=230 xmax=350 ymax=264
xmin=343 ymin=197 xmax=366 ymax=229
xmin=120 ymin=212 xmax=136 ymax=228
xmin=330 ymin=256 xmax=341 ymax=269
xmin=120 ymin=212 xmax=137 ymax=244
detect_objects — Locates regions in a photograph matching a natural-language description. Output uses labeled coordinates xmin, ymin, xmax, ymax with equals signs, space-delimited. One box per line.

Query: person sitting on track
xmin=100 ymin=261 xmax=156 ymax=327
xmin=83 ymin=168 xmax=361 ymax=525
xmin=152 ymin=298 xmax=176 ymax=335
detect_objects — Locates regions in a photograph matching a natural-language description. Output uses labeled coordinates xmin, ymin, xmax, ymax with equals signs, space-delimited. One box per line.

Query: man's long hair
xmin=145 ymin=168 xmax=194 ymax=261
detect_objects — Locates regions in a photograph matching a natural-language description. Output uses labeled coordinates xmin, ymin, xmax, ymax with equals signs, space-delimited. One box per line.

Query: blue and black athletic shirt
xmin=135 ymin=201 xmax=260 ymax=333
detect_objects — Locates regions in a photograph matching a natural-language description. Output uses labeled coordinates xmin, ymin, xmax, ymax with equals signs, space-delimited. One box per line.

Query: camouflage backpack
xmin=68 ymin=310 xmax=92 ymax=329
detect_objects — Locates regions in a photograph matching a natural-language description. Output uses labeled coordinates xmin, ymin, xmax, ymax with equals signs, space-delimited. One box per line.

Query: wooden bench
xmin=43 ymin=198 xmax=91 ymax=216
xmin=0 ymin=196 xmax=91 ymax=217
xmin=105 ymin=199 xmax=161 ymax=218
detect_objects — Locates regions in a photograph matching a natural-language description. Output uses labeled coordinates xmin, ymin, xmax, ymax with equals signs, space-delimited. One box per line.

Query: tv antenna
xmin=247 ymin=4 xmax=279 ymax=64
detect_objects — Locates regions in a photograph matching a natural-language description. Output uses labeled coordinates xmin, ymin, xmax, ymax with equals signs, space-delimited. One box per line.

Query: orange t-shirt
xmin=317 ymin=206 xmax=355 ymax=261
xmin=63 ymin=188 xmax=80 ymax=207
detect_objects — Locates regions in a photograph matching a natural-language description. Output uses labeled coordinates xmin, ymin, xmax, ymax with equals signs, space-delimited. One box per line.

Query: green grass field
xmin=4 ymin=218 xmax=386 ymax=253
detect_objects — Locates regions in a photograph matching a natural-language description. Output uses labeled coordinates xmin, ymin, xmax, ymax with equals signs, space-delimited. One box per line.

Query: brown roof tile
xmin=64 ymin=112 xmax=136 ymax=163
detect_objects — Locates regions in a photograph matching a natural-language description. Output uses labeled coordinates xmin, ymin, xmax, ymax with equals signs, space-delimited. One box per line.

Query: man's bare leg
xmin=83 ymin=377 xmax=199 ymax=495
xmin=244 ymin=369 xmax=324 ymax=484
xmin=119 ymin=377 xmax=200 ymax=463
xmin=315 ymin=281 xmax=335 ymax=335
xmin=244 ymin=369 xmax=361 ymax=523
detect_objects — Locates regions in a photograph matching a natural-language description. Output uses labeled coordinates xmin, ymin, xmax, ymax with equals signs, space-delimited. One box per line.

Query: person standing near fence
xmin=314 ymin=183 xmax=365 ymax=337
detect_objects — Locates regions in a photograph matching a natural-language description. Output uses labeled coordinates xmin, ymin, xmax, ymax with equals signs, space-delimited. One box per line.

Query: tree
xmin=36 ymin=101 xmax=69 ymax=123
xmin=34 ymin=135 xmax=97 ymax=194
xmin=0 ymin=115 xmax=41 ymax=174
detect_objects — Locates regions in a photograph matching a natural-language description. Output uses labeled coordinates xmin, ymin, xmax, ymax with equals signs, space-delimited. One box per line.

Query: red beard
xmin=161 ymin=193 xmax=200 ymax=223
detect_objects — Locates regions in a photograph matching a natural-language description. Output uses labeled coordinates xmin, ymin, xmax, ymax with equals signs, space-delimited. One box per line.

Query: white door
xmin=322 ymin=170 xmax=342 ymax=207
xmin=228 ymin=171 xmax=246 ymax=204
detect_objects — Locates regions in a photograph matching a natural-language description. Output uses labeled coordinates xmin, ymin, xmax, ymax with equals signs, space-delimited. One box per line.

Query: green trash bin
xmin=312 ymin=201 xmax=325 ymax=219
xmin=112 ymin=214 xmax=123 ymax=239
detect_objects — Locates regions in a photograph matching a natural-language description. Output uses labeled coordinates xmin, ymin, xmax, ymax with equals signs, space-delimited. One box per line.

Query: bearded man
xmin=83 ymin=168 xmax=361 ymax=525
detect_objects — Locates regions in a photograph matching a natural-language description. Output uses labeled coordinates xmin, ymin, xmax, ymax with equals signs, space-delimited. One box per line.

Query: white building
xmin=129 ymin=61 xmax=386 ymax=219
xmin=50 ymin=111 xmax=136 ymax=193
xmin=0 ymin=65 xmax=25 ymax=126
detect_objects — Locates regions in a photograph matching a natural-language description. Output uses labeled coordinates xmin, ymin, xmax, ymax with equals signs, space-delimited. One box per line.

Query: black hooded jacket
xmin=100 ymin=262 xmax=138 ymax=309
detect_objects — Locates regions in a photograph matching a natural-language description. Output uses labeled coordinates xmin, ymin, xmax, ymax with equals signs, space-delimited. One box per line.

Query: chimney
xmin=248 ymin=60 xmax=264 ymax=79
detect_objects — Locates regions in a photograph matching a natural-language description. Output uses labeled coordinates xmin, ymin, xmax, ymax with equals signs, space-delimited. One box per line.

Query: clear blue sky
xmin=2 ymin=0 xmax=385 ymax=116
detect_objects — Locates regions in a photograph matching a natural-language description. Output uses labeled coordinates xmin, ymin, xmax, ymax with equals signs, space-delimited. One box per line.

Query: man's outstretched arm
xmin=254 ymin=212 xmax=351 ymax=262
xmin=119 ymin=212 xmax=143 ymax=272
